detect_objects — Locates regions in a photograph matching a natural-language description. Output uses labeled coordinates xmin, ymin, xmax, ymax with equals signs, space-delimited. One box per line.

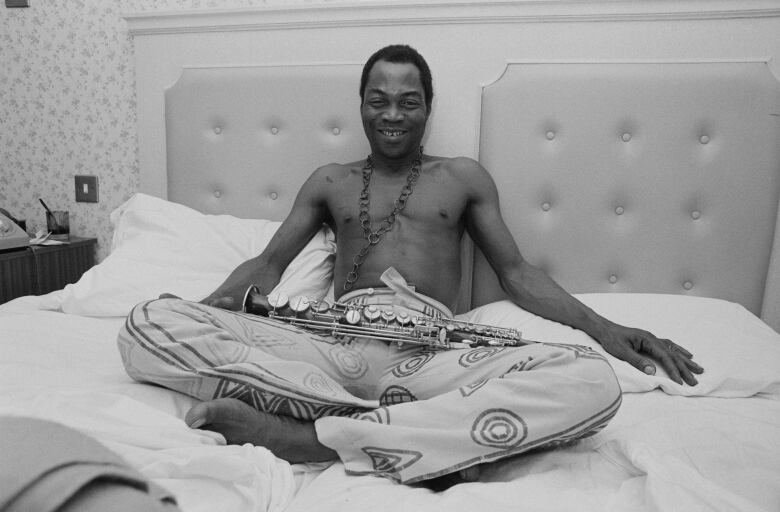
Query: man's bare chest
xmin=326 ymin=174 xmax=467 ymax=235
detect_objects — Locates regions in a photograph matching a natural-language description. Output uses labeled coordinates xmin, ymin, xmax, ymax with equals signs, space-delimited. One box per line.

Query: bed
xmin=3 ymin=3 xmax=780 ymax=511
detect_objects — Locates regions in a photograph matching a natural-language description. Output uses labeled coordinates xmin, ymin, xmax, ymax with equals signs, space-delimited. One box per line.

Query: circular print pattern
xmin=329 ymin=345 xmax=369 ymax=379
xmin=470 ymin=408 xmax=528 ymax=449
xmin=379 ymin=385 xmax=417 ymax=406
xmin=303 ymin=372 xmax=337 ymax=397
xmin=391 ymin=349 xmax=435 ymax=378
xmin=458 ymin=346 xmax=506 ymax=368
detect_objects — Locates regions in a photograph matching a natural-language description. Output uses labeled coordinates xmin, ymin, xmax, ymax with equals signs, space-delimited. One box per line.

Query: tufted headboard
xmin=162 ymin=60 xmax=780 ymax=320
xmin=472 ymin=61 xmax=780 ymax=316
xmin=126 ymin=3 xmax=780 ymax=330
xmin=165 ymin=64 xmax=366 ymax=221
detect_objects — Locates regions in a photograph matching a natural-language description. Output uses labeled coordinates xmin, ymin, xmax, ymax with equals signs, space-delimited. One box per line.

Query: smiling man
xmin=118 ymin=44 xmax=702 ymax=488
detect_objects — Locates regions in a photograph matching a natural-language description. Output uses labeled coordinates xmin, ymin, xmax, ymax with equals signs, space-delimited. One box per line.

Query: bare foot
xmin=418 ymin=465 xmax=482 ymax=492
xmin=458 ymin=465 xmax=481 ymax=482
xmin=185 ymin=398 xmax=337 ymax=463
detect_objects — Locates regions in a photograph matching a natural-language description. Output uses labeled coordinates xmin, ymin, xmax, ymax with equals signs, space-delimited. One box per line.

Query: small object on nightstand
xmin=44 ymin=211 xmax=70 ymax=241
xmin=0 ymin=237 xmax=96 ymax=304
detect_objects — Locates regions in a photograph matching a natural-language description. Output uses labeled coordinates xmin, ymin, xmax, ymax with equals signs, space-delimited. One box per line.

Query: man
xmin=118 ymin=44 xmax=702 ymax=486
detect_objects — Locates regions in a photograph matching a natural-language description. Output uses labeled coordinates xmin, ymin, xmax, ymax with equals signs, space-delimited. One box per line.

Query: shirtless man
xmin=118 ymin=44 xmax=702 ymax=486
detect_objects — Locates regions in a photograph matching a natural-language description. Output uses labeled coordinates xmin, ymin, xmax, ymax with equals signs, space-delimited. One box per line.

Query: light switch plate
xmin=75 ymin=175 xmax=99 ymax=203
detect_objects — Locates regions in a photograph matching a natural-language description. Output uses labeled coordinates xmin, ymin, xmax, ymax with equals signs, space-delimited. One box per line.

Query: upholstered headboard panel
xmin=473 ymin=62 xmax=780 ymax=316
xmin=165 ymin=64 xmax=364 ymax=221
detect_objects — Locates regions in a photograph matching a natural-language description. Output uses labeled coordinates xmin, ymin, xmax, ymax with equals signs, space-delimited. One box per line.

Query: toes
xmin=185 ymin=401 xmax=211 ymax=429
xmin=458 ymin=465 xmax=481 ymax=482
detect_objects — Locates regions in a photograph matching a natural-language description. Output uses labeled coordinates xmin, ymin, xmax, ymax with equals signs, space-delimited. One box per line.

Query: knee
xmin=116 ymin=298 xmax=180 ymax=380
xmin=565 ymin=350 xmax=622 ymax=415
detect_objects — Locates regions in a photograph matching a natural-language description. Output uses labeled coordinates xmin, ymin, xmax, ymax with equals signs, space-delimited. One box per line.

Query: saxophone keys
xmin=289 ymin=296 xmax=310 ymax=313
xmin=381 ymin=308 xmax=396 ymax=323
xmin=364 ymin=305 xmax=381 ymax=322
xmin=312 ymin=300 xmax=331 ymax=313
xmin=396 ymin=311 xmax=411 ymax=326
xmin=345 ymin=309 xmax=362 ymax=325
xmin=267 ymin=293 xmax=289 ymax=310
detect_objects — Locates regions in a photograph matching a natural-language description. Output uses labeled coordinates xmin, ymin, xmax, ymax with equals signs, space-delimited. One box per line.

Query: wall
xmin=2 ymin=0 xmax=779 ymax=264
xmin=0 ymin=0 xmax=332 ymax=261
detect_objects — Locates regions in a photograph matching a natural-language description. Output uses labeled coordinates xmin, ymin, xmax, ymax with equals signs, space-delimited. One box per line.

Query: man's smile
xmin=380 ymin=129 xmax=406 ymax=138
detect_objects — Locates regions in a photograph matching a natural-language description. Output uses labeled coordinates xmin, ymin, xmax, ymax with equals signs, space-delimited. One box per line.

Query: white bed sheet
xmin=2 ymin=292 xmax=779 ymax=512
xmin=0 ymin=294 xmax=304 ymax=512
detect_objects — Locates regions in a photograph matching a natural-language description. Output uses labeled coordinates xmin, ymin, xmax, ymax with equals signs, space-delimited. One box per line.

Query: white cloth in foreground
xmin=0 ymin=416 xmax=179 ymax=512
xmin=117 ymin=271 xmax=621 ymax=484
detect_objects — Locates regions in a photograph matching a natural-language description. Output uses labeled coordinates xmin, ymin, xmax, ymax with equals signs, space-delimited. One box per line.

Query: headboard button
xmin=699 ymin=135 xmax=710 ymax=144
xmin=214 ymin=190 xmax=222 ymax=198
xmin=270 ymin=192 xmax=278 ymax=200
xmin=545 ymin=131 xmax=555 ymax=140
xmin=271 ymin=127 xmax=279 ymax=135
xmin=691 ymin=210 xmax=701 ymax=220
xmin=214 ymin=126 xmax=222 ymax=135
xmin=541 ymin=202 xmax=551 ymax=212
xmin=332 ymin=127 xmax=341 ymax=135
xmin=615 ymin=206 xmax=625 ymax=215
xmin=683 ymin=281 xmax=693 ymax=290
xmin=609 ymin=274 xmax=618 ymax=284
xmin=621 ymin=133 xmax=632 ymax=142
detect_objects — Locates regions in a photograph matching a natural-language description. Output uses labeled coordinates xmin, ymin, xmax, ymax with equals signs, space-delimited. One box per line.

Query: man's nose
xmin=382 ymin=104 xmax=403 ymax=121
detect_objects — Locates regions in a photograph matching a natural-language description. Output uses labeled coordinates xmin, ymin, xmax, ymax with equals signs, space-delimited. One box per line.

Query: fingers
xmin=612 ymin=334 xmax=703 ymax=386
xmin=202 ymin=296 xmax=237 ymax=310
xmin=158 ymin=293 xmax=181 ymax=299
xmin=644 ymin=338 xmax=700 ymax=386
xmin=607 ymin=342 xmax=658 ymax=377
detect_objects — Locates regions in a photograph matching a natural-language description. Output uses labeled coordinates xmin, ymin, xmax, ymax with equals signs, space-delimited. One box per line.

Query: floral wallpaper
xmin=0 ymin=0 xmax=344 ymax=262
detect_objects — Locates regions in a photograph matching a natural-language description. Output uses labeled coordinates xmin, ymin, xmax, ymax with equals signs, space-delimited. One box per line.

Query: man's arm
xmin=201 ymin=167 xmax=332 ymax=310
xmin=461 ymin=159 xmax=703 ymax=385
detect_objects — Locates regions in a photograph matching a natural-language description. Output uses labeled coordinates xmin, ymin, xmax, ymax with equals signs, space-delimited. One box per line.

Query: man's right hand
xmin=198 ymin=256 xmax=278 ymax=311
xmin=201 ymin=295 xmax=238 ymax=310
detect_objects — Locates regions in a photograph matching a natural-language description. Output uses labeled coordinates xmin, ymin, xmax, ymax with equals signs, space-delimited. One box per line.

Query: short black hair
xmin=360 ymin=44 xmax=433 ymax=111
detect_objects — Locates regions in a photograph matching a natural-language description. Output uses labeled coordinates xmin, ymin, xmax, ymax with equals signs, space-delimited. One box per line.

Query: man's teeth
xmin=381 ymin=130 xmax=404 ymax=137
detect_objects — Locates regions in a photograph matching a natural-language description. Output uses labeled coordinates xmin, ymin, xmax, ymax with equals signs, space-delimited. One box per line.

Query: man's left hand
xmin=596 ymin=324 xmax=704 ymax=386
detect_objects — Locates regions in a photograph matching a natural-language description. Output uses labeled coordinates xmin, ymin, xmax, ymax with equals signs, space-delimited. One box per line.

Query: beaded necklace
xmin=343 ymin=146 xmax=424 ymax=291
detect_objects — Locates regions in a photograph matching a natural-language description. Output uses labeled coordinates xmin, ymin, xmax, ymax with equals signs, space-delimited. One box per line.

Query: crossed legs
xmin=118 ymin=298 xmax=621 ymax=484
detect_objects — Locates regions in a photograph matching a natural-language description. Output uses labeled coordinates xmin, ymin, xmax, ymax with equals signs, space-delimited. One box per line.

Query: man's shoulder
xmin=307 ymin=160 xmax=363 ymax=183
xmin=429 ymin=155 xmax=491 ymax=184
xmin=429 ymin=155 xmax=479 ymax=169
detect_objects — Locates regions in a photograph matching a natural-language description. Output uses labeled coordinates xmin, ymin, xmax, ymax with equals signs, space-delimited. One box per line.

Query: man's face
xmin=361 ymin=60 xmax=429 ymax=161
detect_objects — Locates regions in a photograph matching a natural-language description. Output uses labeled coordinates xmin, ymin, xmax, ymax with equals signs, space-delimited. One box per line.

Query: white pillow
xmin=44 ymin=194 xmax=335 ymax=316
xmin=458 ymin=294 xmax=780 ymax=398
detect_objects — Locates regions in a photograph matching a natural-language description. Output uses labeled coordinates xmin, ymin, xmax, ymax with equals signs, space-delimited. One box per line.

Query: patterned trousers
xmin=117 ymin=297 xmax=621 ymax=484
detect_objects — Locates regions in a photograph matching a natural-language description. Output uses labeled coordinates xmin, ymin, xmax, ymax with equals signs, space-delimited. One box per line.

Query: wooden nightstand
xmin=0 ymin=237 xmax=96 ymax=304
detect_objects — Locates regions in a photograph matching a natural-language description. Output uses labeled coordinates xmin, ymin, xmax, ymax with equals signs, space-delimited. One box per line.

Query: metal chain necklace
xmin=343 ymin=146 xmax=424 ymax=291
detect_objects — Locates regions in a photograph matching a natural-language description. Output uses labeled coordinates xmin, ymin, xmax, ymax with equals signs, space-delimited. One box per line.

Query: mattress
xmin=2 ymin=194 xmax=779 ymax=511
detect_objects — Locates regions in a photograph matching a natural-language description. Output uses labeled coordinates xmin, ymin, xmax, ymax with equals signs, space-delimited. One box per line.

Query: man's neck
xmin=368 ymin=148 xmax=423 ymax=174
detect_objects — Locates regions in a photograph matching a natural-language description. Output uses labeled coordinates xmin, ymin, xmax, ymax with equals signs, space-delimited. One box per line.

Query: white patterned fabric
xmin=118 ymin=289 xmax=621 ymax=484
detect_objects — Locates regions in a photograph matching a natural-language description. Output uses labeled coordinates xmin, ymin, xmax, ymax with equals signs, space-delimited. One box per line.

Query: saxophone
xmin=243 ymin=285 xmax=534 ymax=349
